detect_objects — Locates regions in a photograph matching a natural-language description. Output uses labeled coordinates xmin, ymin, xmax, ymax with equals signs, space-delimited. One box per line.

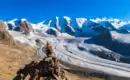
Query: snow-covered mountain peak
xmin=48 ymin=20 xmax=52 ymax=27
xmin=7 ymin=19 xmax=18 ymax=25
xmin=5 ymin=16 xmax=130 ymax=36
xmin=8 ymin=19 xmax=18 ymax=23
xmin=56 ymin=16 xmax=59 ymax=20
xmin=21 ymin=18 xmax=27 ymax=22
xmin=37 ymin=20 xmax=46 ymax=26
xmin=89 ymin=18 xmax=130 ymax=29
xmin=55 ymin=16 xmax=61 ymax=32
xmin=76 ymin=18 xmax=87 ymax=28
xmin=90 ymin=17 xmax=107 ymax=23
xmin=63 ymin=16 xmax=71 ymax=25
xmin=56 ymin=16 xmax=59 ymax=25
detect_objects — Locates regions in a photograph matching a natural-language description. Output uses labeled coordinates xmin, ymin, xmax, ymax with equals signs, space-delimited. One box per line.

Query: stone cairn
xmin=13 ymin=42 xmax=68 ymax=80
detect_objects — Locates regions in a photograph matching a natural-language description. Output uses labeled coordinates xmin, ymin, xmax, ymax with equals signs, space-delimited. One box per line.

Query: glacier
xmin=4 ymin=16 xmax=130 ymax=78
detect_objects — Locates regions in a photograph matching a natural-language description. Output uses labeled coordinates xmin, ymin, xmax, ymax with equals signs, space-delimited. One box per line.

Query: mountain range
xmin=3 ymin=16 xmax=130 ymax=64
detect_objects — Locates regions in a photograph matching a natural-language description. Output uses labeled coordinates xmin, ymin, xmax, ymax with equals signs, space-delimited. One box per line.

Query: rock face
xmin=0 ymin=20 xmax=15 ymax=45
xmin=64 ymin=24 xmax=75 ymax=36
xmin=46 ymin=28 xmax=58 ymax=37
xmin=7 ymin=23 xmax=15 ymax=30
xmin=19 ymin=21 xmax=33 ymax=35
xmin=89 ymin=49 xmax=122 ymax=62
xmin=93 ymin=30 xmax=130 ymax=63
xmin=93 ymin=29 xmax=113 ymax=47
xmin=84 ymin=29 xmax=130 ymax=63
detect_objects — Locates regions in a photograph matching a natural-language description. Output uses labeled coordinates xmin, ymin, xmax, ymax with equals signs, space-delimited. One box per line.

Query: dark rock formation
xmin=46 ymin=28 xmax=57 ymax=37
xmin=55 ymin=24 xmax=61 ymax=32
xmin=84 ymin=28 xmax=130 ymax=63
xmin=89 ymin=49 xmax=122 ymax=62
xmin=64 ymin=24 xmax=75 ymax=36
xmin=93 ymin=29 xmax=113 ymax=47
xmin=7 ymin=23 xmax=15 ymax=30
xmin=19 ymin=21 xmax=33 ymax=35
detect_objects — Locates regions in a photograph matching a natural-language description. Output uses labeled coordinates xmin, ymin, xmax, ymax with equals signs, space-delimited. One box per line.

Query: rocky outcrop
xmin=14 ymin=43 xmax=68 ymax=80
xmin=19 ymin=21 xmax=33 ymax=35
xmin=0 ymin=20 xmax=15 ymax=45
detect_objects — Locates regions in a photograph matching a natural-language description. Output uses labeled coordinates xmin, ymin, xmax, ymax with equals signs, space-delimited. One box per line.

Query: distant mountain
xmin=5 ymin=17 xmax=130 ymax=37
xmin=98 ymin=21 xmax=116 ymax=30
xmin=63 ymin=16 xmax=75 ymax=35
xmin=119 ymin=24 xmax=130 ymax=32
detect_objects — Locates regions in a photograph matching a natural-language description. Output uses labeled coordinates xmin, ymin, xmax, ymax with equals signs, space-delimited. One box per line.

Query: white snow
xmin=48 ymin=20 xmax=52 ymax=27
xmin=76 ymin=18 xmax=87 ymax=28
xmin=7 ymin=19 xmax=18 ymax=30
xmin=56 ymin=16 xmax=61 ymax=31
xmin=63 ymin=16 xmax=71 ymax=25
xmin=21 ymin=18 xmax=27 ymax=22
xmin=90 ymin=18 xmax=129 ymax=29
xmin=8 ymin=19 xmax=18 ymax=25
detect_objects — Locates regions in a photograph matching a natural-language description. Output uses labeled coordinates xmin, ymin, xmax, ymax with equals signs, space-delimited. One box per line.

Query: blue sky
xmin=0 ymin=0 xmax=130 ymax=23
